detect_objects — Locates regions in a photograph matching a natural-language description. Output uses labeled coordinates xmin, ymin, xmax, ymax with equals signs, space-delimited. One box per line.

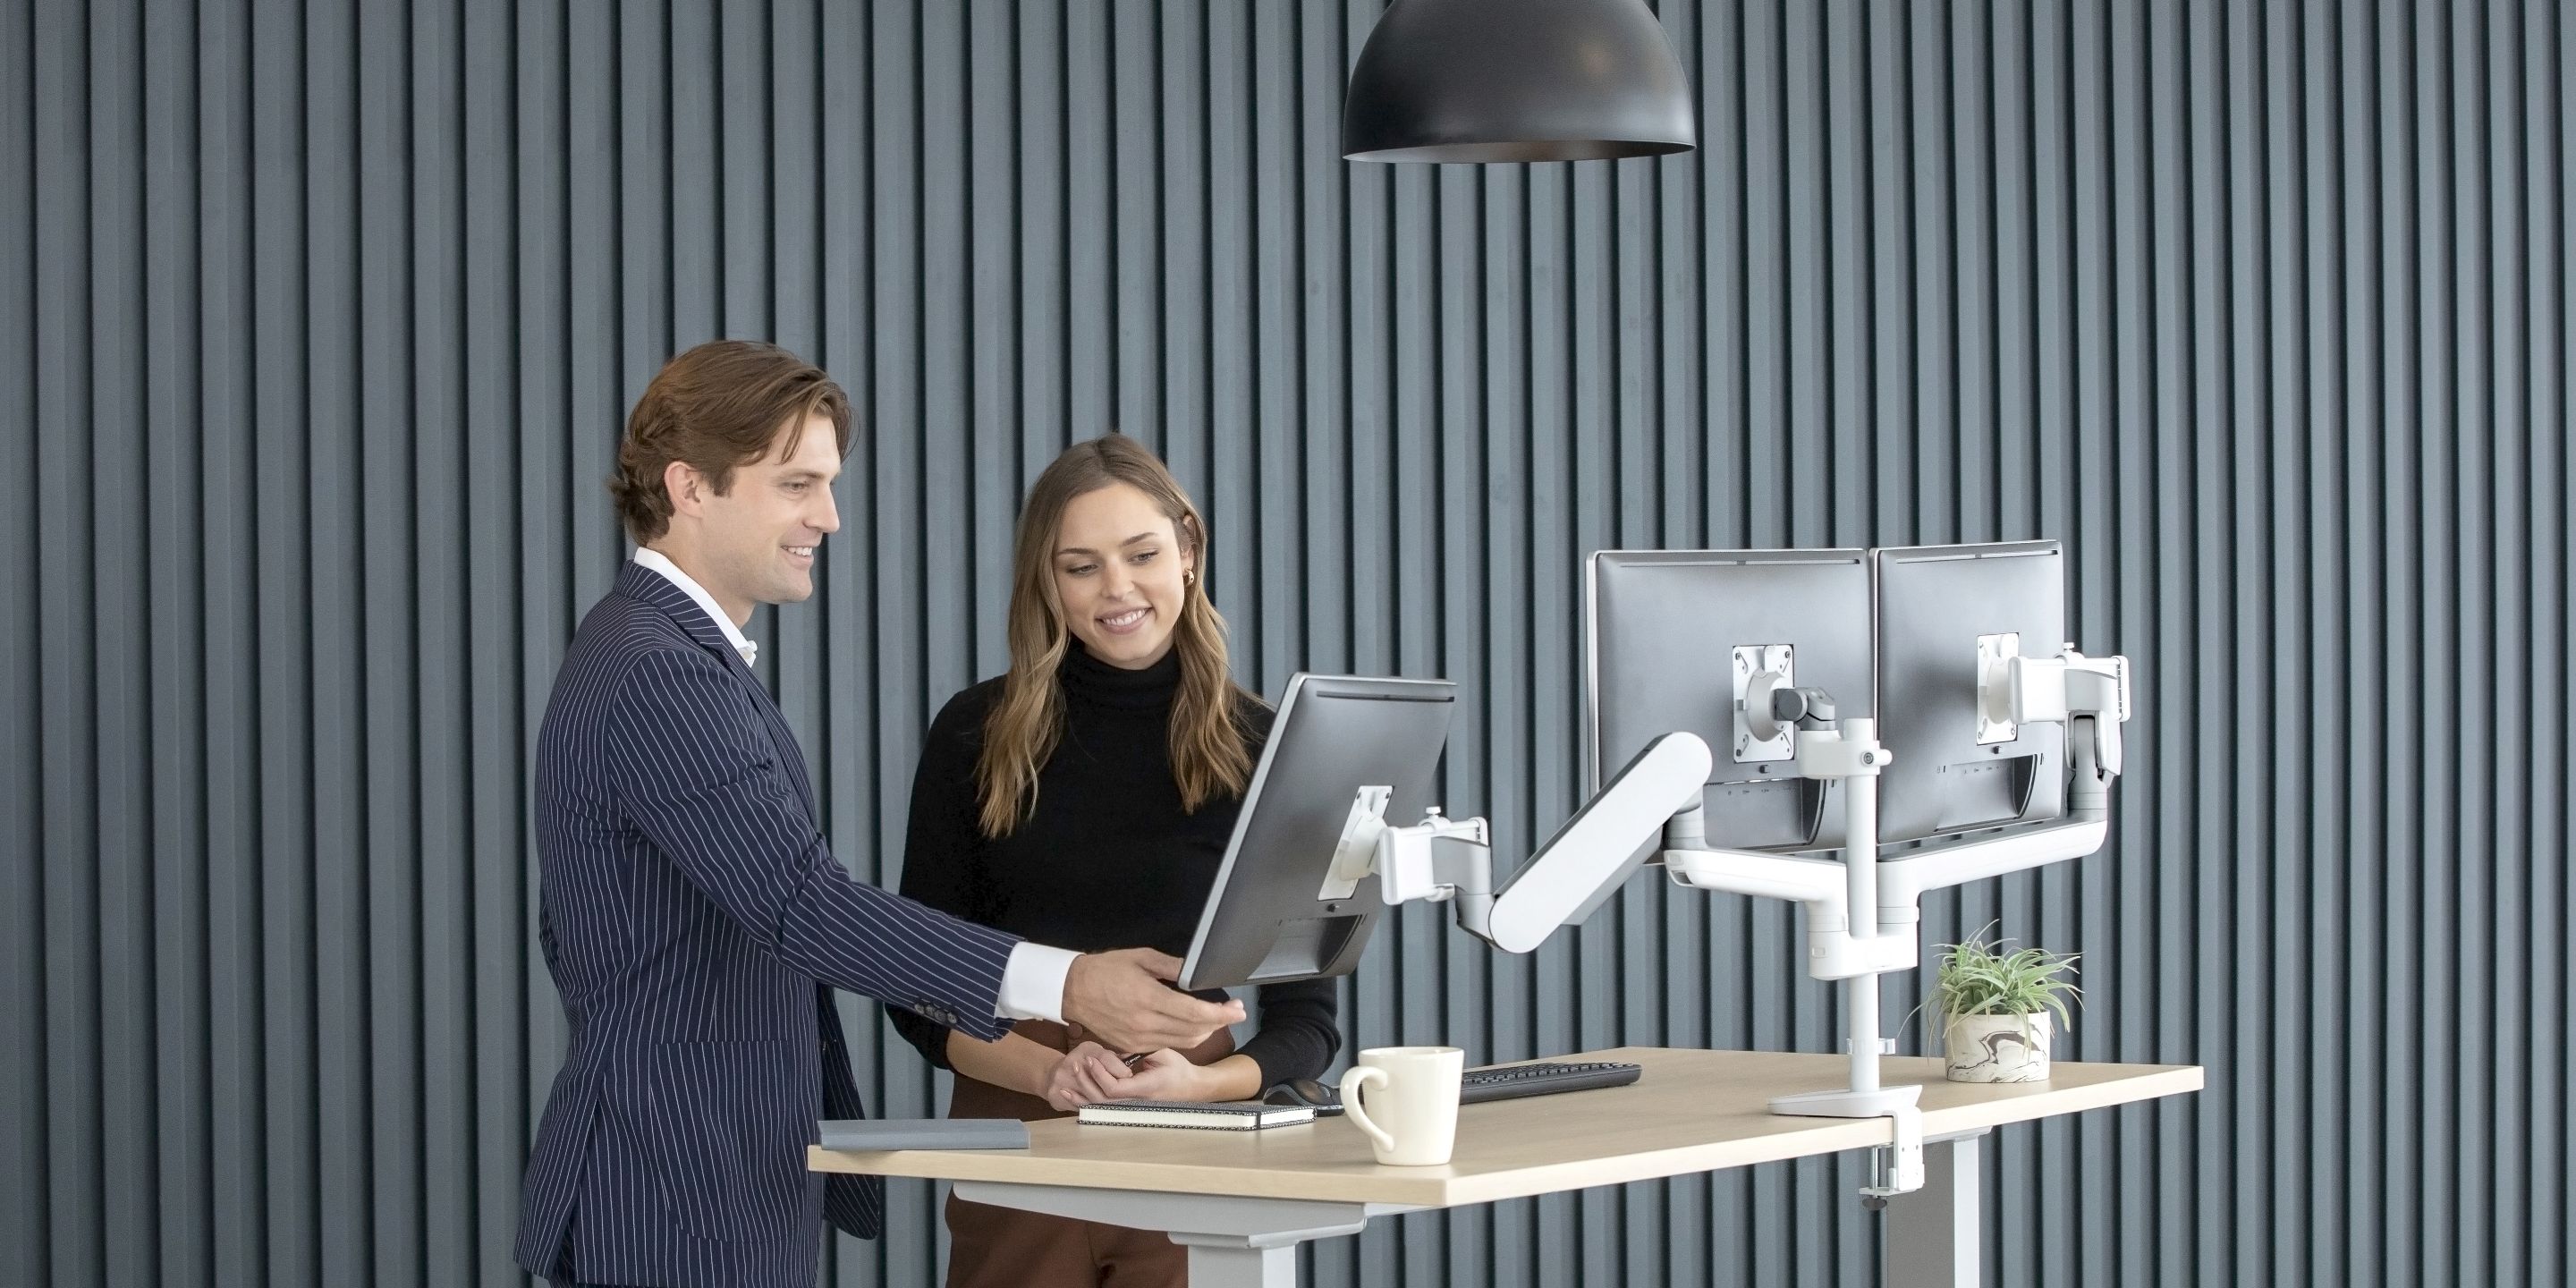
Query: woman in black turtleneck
xmin=890 ymin=436 xmax=1336 ymax=1288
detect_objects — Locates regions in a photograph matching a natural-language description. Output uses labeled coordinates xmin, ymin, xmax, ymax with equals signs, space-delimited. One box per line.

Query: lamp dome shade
xmin=1343 ymin=0 xmax=1697 ymax=163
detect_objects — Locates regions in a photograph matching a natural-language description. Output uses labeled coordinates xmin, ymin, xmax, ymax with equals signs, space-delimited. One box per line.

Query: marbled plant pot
xmin=1943 ymin=1012 xmax=2054 ymax=1083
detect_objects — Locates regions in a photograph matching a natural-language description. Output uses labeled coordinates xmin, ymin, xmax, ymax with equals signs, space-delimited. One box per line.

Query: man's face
xmin=686 ymin=412 xmax=842 ymax=622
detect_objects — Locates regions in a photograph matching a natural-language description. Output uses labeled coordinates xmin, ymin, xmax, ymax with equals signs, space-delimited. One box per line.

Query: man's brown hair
xmin=610 ymin=340 xmax=854 ymax=546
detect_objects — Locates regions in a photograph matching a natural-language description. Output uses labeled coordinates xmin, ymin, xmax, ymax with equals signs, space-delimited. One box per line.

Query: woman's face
xmin=1051 ymin=481 xmax=1194 ymax=670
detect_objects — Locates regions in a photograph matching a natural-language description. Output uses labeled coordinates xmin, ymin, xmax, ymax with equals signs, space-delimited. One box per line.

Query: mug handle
xmin=1338 ymin=1066 xmax=1395 ymax=1154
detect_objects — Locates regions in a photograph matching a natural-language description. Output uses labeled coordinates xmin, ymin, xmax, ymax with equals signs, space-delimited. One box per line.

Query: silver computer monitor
xmin=1872 ymin=540 xmax=2069 ymax=846
xmin=1176 ymin=674 xmax=1458 ymax=991
xmin=1585 ymin=549 xmax=1874 ymax=852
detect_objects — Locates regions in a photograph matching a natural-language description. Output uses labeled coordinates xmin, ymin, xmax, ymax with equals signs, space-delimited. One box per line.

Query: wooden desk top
xmin=811 ymin=1046 xmax=2203 ymax=1209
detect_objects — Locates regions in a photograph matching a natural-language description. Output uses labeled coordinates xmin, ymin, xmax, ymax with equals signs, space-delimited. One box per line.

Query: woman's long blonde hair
xmin=975 ymin=435 xmax=1260 ymax=837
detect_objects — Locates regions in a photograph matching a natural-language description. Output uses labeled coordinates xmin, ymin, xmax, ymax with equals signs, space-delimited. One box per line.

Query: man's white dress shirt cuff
xmin=996 ymin=942 xmax=1080 ymax=1021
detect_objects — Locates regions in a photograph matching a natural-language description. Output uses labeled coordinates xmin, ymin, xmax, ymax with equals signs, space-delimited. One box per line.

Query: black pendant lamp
xmin=1343 ymin=0 xmax=1697 ymax=163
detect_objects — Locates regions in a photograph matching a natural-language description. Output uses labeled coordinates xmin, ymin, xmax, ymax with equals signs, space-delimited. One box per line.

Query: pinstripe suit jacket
xmin=515 ymin=562 xmax=1020 ymax=1288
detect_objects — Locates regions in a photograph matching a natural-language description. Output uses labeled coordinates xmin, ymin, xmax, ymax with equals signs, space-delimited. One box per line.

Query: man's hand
xmin=1060 ymin=948 xmax=1244 ymax=1053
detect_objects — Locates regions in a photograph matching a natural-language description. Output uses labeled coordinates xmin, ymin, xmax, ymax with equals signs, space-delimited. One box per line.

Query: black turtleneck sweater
xmin=888 ymin=645 xmax=1340 ymax=1089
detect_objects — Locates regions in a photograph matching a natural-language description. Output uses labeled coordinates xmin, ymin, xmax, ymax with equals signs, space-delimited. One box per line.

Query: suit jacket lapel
xmin=618 ymin=563 xmax=820 ymax=819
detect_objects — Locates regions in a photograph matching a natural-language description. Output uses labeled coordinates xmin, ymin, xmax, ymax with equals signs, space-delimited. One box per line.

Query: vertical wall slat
xmin=966 ymin=0 xmax=1022 ymax=686
xmin=2412 ymin=2 xmax=2461 ymax=1281
xmin=2445 ymin=0 xmax=2495 ymax=1280
xmin=252 ymin=0 xmax=320 ymax=1278
xmin=1109 ymin=0 xmax=1159 ymax=446
xmin=142 ymin=0 xmax=215 ymax=1273
xmin=2378 ymin=0 xmax=2426 ymax=1278
xmin=464 ymin=0 xmax=530 ymax=1279
xmin=2523 ymin=8 xmax=2570 ymax=1288
xmin=35 ymin=4 xmax=102 ymax=1286
xmin=358 ymin=0 xmax=425 ymax=1275
xmin=2297 ymin=3 xmax=2348 ymax=1285
xmin=195 ymin=0 xmax=270 ymax=1277
xmin=89 ymin=1 xmax=154 ymax=1283
xmin=2333 ymin=0 xmax=2385 ymax=1279
xmin=412 ymin=0 xmax=473 ymax=1277
xmin=8 ymin=0 xmax=48 ymax=1284
xmin=302 ymin=0 xmax=371 ymax=1278
xmin=2479 ymin=4 xmax=2528 ymax=1285
xmin=2276 ymin=0 xmax=2318 ymax=1283
xmin=918 ymin=0 xmax=972 ymax=731
xmin=667 ymin=0 xmax=715 ymax=345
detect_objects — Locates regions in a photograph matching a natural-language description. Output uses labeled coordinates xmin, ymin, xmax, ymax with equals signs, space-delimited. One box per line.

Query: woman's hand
xmin=1040 ymin=1041 xmax=1133 ymax=1111
xmin=1095 ymin=1047 xmax=1211 ymax=1102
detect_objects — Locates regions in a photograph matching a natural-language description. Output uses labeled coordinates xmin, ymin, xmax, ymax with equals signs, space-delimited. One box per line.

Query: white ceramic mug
xmin=1337 ymin=1046 xmax=1465 ymax=1165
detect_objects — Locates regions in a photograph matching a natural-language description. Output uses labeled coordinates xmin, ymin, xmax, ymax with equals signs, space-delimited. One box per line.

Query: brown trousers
xmin=943 ymin=1019 xmax=1237 ymax=1288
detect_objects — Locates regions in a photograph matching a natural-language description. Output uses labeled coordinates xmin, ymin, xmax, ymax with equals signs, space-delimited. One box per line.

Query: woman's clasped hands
xmin=1040 ymin=1042 xmax=1208 ymax=1111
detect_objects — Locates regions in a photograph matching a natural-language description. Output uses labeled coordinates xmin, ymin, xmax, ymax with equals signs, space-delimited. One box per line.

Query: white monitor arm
xmin=1871 ymin=646 xmax=2132 ymax=914
xmin=1318 ymin=695 xmax=1907 ymax=978
xmin=1992 ymin=647 xmax=2129 ymax=796
xmin=1318 ymin=733 xmax=1714 ymax=955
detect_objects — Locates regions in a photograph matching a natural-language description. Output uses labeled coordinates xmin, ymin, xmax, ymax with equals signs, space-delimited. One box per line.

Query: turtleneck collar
xmin=1058 ymin=640 xmax=1182 ymax=712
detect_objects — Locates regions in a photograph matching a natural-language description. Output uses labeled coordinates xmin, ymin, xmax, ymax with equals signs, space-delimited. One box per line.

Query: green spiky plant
xmin=1928 ymin=926 xmax=2082 ymax=1044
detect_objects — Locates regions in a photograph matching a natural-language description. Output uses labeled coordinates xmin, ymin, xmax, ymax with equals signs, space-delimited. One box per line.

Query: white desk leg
xmin=1883 ymin=1130 xmax=1986 ymax=1288
xmin=1165 ymin=1236 xmax=1301 ymax=1287
xmin=947 ymin=1182 xmax=1385 ymax=1288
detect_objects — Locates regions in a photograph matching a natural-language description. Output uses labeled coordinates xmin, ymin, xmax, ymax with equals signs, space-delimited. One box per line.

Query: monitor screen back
xmin=1177 ymin=674 xmax=1457 ymax=991
xmin=1587 ymin=550 xmax=1873 ymax=852
xmin=1873 ymin=541 xmax=2069 ymax=845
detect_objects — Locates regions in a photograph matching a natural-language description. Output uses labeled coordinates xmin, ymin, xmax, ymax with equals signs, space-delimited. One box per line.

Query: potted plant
xmin=1929 ymin=928 xmax=2080 ymax=1083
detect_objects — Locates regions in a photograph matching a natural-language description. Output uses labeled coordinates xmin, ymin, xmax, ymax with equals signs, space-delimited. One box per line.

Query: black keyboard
xmin=1263 ymin=1059 xmax=1643 ymax=1115
xmin=1459 ymin=1060 xmax=1643 ymax=1105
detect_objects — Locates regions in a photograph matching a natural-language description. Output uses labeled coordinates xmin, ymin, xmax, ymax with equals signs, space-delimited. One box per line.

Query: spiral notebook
xmin=1075 ymin=1098 xmax=1316 ymax=1131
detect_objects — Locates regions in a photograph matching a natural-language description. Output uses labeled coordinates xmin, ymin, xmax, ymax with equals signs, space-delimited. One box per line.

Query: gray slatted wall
xmin=3 ymin=0 xmax=2568 ymax=1284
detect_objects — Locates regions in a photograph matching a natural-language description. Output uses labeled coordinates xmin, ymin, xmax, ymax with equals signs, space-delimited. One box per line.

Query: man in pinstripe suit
xmin=515 ymin=341 xmax=1244 ymax=1288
